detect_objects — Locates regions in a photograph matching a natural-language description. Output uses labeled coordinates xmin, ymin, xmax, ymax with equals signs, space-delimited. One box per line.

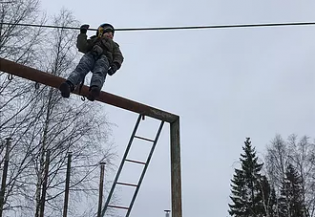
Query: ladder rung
xmin=134 ymin=135 xmax=155 ymax=143
xmin=117 ymin=182 xmax=138 ymax=187
xmin=125 ymin=159 xmax=146 ymax=165
xmin=108 ymin=205 xmax=129 ymax=210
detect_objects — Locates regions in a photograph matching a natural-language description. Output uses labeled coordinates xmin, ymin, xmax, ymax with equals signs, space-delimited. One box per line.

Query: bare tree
xmin=0 ymin=0 xmax=46 ymax=63
xmin=265 ymin=135 xmax=286 ymax=188
xmin=265 ymin=134 xmax=315 ymax=217
xmin=1 ymin=4 xmax=117 ymax=217
xmin=0 ymin=0 xmax=47 ymax=215
xmin=286 ymin=134 xmax=315 ymax=217
xmin=0 ymin=0 xmax=47 ymax=147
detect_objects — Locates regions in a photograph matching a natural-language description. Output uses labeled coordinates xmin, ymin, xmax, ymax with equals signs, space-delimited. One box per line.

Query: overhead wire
xmin=1 ymin=21 xmax=315 ymax=32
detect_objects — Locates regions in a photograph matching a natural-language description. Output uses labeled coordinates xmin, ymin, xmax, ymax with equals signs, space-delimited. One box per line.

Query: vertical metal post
xmin=170 ymin=118 xmax=182 ymax=217
xmin=97 ymin=162 xmax=105 ymax=217
xmin=39 ymin=150 xmax=50 ymax=217
xmin=0 ymin=138 xmax=11 ymax=217
xmin=63 ymin=152 xmax=72 ymax=217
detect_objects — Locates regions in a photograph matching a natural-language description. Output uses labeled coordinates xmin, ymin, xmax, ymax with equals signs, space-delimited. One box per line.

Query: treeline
xmin=228 ymin=135 xmax=315 ymax=217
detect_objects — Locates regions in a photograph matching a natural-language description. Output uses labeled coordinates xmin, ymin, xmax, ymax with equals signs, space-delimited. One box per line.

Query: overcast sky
xmin=39 ymin=1 xmax=315 ymax=216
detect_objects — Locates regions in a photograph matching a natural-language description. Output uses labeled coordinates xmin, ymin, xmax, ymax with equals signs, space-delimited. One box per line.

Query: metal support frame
xmin=0 ymin=57 xmax=182 ymax=217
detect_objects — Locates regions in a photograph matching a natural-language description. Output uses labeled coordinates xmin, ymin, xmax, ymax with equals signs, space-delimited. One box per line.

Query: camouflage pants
xmin=67 ymin=52 xmax=110 ymax=89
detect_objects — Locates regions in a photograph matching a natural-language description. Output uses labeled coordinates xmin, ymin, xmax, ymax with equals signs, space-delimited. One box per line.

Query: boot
xmin=87 ymin=85 xmax=101 ymax=101
xmin=59 ymin=80 xmax=74 ymax=98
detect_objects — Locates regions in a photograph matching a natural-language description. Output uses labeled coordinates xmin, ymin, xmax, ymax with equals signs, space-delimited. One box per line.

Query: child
xmin=59 ymin=23 xmax=124 ymax=101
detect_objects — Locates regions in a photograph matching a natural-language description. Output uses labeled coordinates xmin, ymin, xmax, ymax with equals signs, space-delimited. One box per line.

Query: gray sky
xmin=40 ymin=0 xmax=315 ymax=216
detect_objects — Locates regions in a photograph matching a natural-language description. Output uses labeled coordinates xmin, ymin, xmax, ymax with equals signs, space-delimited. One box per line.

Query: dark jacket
xmin=76 ymin=33 xmax=124 ymax=69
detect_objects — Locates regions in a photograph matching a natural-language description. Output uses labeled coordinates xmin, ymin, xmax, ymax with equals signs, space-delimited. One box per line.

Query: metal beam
xmin=0 ymin=58 xmax=178 ymax=123
xmin=0 ymin=57 xmax=183 ymax=217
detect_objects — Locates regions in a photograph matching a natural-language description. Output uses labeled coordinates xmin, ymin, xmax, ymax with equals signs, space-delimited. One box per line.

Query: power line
xmin=1 ymin=21 xmax=315 ymax=32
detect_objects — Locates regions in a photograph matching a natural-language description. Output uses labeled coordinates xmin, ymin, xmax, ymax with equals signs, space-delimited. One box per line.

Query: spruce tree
xmin=278 ymin=164 xmax=308 ymax=217
xmin=228 ymin=138 xmax=267 ymax=217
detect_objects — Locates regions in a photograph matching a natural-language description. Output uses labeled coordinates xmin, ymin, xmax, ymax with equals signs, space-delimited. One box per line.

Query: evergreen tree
xmin=228 ymin=138 xmax=267 ymax=217
xmin=278 ymin=164 xmax=308 ymax=217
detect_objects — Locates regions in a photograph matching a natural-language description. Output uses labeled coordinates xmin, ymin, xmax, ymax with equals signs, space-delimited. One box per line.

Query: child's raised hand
xmin=80 ymin=24 xmax=90 ymax=34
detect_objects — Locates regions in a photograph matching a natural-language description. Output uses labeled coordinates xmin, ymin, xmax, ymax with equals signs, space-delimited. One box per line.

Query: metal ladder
xmin=100 ymin=114 xmax=164 ymax=217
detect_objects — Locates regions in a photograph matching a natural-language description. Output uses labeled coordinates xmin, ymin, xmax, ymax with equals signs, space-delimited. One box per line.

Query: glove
xmin=80 ymin=24 xmax=89 ymax=34
xmin=91 ymin=45 xmax=103 ymax=59
xmin=108 ymin=63 xmax=119 ymax=76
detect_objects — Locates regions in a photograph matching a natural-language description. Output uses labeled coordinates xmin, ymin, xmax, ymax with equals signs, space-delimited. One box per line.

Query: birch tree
xmin=265 ymin=134 xmax=315 ymax=217
xmin=1 ymin=3 xmax=116 ymax=217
